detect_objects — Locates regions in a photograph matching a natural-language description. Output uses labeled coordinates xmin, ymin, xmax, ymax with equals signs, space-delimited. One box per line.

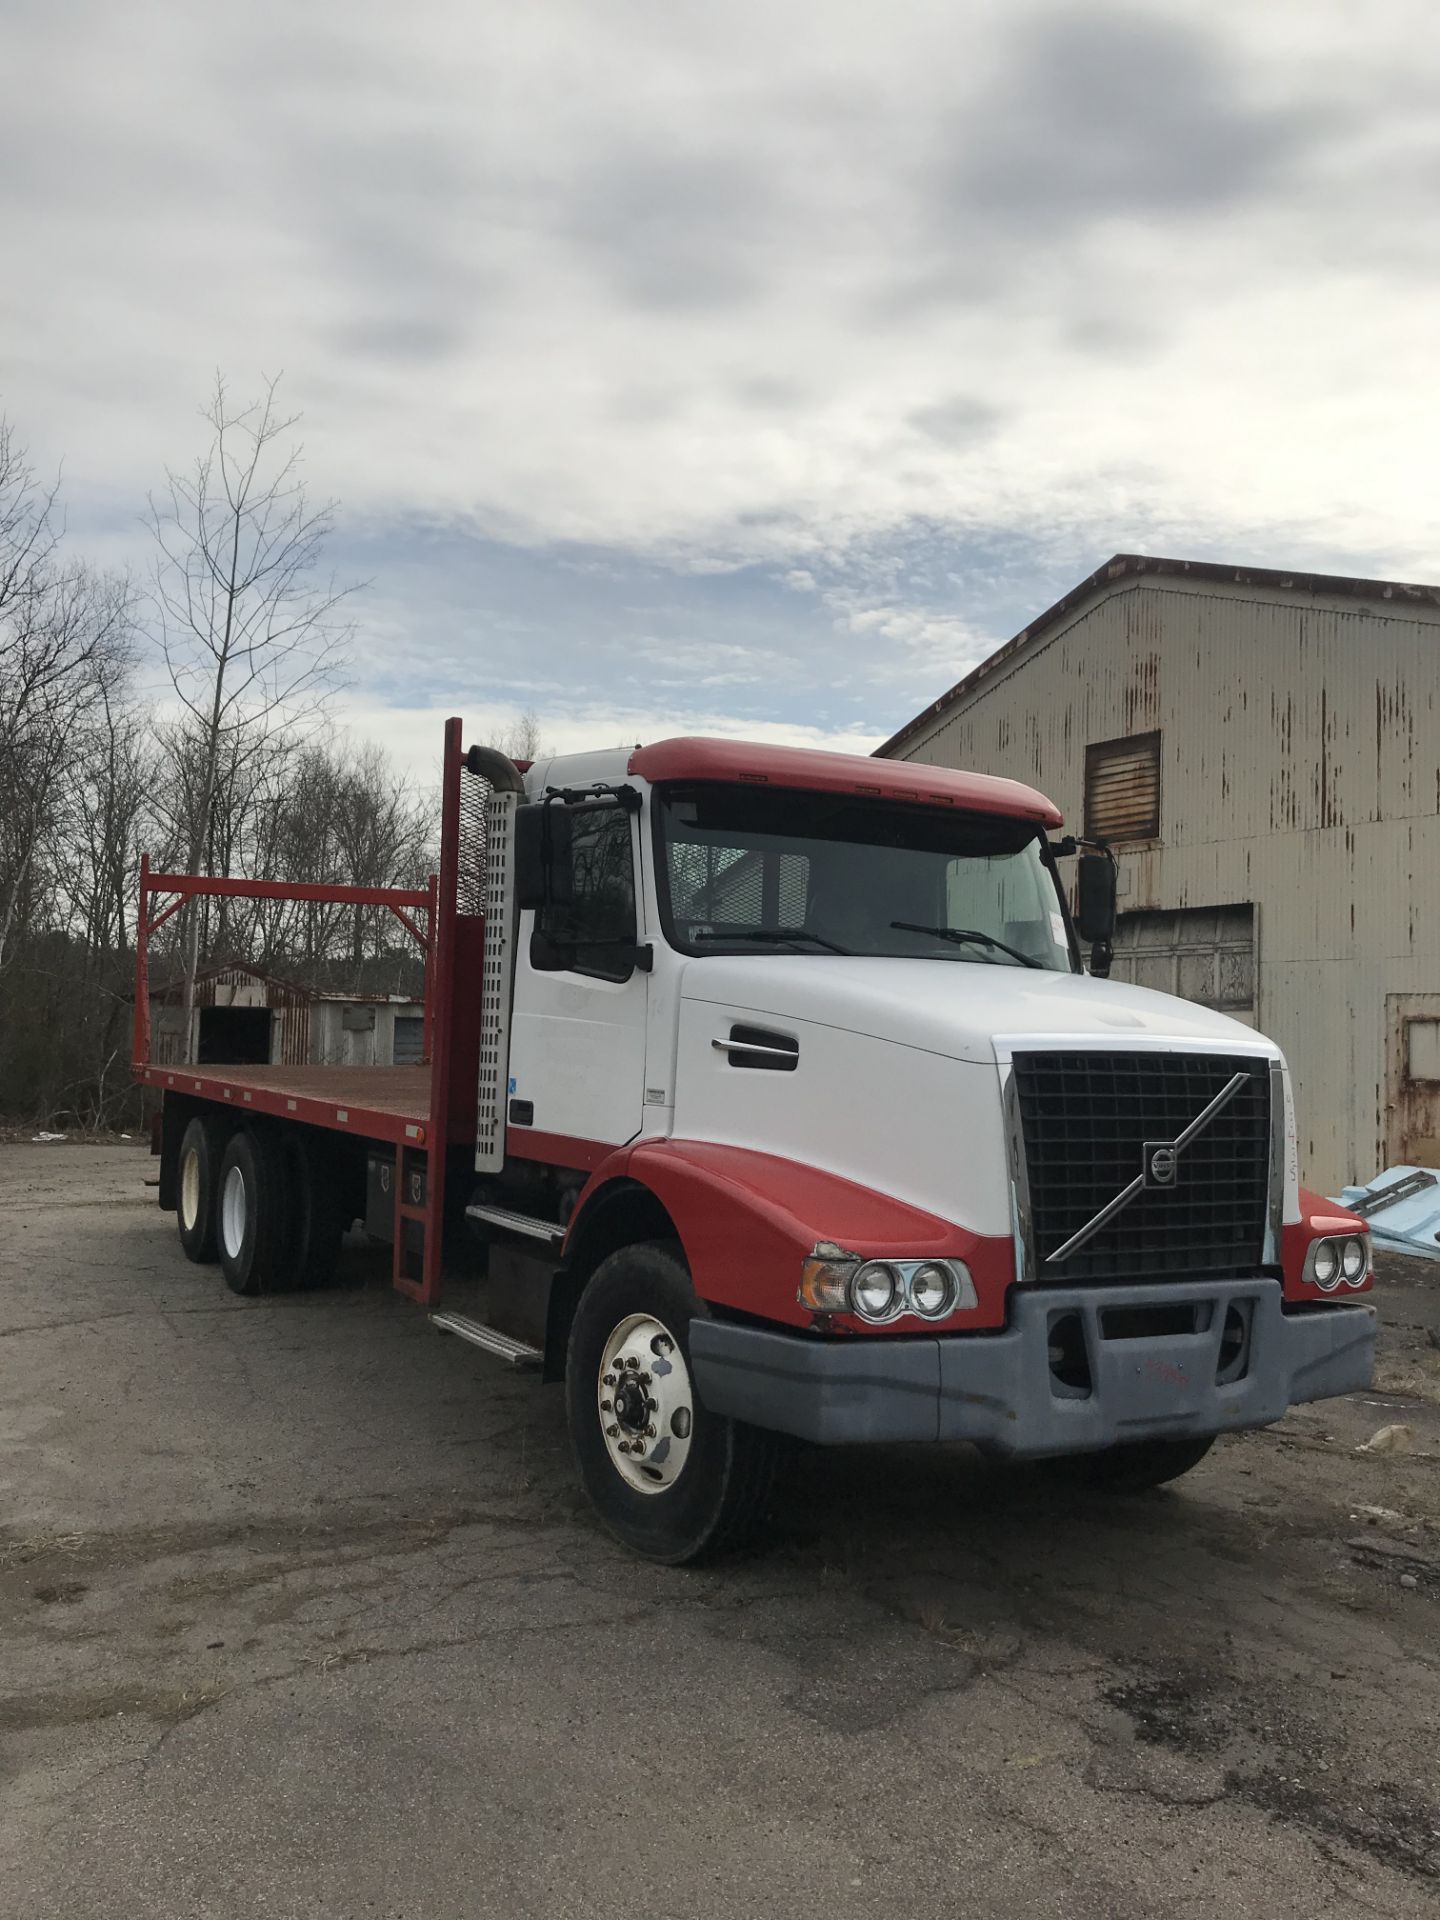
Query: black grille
xmin=1013 ymin=1051 xmax=1271 ymax=1281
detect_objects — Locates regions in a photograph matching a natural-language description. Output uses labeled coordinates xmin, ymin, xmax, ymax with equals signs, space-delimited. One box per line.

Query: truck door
xmin=506 ymin=797 xmax=649 ymax=1152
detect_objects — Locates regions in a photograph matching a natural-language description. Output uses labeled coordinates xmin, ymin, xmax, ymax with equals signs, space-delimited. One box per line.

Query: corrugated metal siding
xmin=892 ymin=576 xmax=1440 ymax=1191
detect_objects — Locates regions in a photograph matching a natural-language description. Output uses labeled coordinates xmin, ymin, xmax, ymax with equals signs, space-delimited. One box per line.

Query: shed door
xmin=1110 ymin=904 xmax=1256 ymax=1026
xmin=393 ymin=1015 xmax=425 ymax=1065
xmin=1386 ymin=994 xmax=1440 ymax=1167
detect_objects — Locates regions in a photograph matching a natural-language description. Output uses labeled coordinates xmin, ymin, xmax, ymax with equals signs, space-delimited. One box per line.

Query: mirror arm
xmin=1052 ymin=832 xmax=1115 ymax=867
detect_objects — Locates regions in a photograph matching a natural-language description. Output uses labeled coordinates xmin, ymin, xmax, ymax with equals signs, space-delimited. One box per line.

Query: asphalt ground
xmin=2 ymin=1142 xmax=1438 ymax=1919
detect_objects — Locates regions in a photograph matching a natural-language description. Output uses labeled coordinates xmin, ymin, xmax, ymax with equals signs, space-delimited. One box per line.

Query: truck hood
xmin=679 ymin=955 xmax=1277 ymax=1065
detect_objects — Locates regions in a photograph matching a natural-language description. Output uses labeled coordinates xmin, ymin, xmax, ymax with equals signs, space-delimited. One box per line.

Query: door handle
xmin=711 ymin=1038 xmax=798 ymax=1061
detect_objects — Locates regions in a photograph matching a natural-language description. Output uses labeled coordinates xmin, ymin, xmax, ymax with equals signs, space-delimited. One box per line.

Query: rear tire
xmin=1040 ymin=1434 xmax=1216 ymax=1493
xmin=565 ymin=1241 xmax=780 ymax=1565
xmin=176 ymin=1114 xmax=230 ymax=1264
xmin=216 ymin=1128 xmax=290 ymax=1297
xmin=274 ymin=1130 xmax=348 ymax=1290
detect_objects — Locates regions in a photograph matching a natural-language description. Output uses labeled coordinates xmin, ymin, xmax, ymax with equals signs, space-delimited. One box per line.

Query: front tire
xmin=565 ymin=1242 xmax=780 ymax=1564
xmin=216 ymin=1128 xmax=290 ymax=1297
xmin=1040 ymin=1434 xmax=1216 ymax=1493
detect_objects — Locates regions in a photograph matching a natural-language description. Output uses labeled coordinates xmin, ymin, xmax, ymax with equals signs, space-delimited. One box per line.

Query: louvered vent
xmin=1084 ymin=732 xmax=1161 ymax=844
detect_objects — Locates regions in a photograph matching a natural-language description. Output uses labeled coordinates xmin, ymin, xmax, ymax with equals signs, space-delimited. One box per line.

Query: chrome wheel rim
xmin=180 ymin=1147 xmax=200 ymax=1231
xmin=220 ymin=1163 xmax=248 ymax=1261
xmin=597 ymin=1313 xmax=694 ymax=1495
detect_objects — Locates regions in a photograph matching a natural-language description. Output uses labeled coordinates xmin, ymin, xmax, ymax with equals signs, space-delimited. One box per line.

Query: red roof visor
xmin=628 ymin=738 xmax=1063 ymax=828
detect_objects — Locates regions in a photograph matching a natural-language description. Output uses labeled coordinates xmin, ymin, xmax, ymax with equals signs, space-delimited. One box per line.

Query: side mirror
xmin=1076 ymin=854 xmax=1117 ymax=977
xmin=513 ymin=801 xmax=574 ymax=913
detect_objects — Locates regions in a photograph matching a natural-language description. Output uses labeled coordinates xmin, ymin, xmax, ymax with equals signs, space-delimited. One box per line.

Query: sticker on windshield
xmin=1051 ymin=912 xmax=1067 ymax=946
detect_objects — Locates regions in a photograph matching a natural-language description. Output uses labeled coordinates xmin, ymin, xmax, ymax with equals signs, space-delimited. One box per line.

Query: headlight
xmin=798 ymin=1251 xmax=979 ymax=1320
xmin=908 ymin=1262 xmax=956 ymax=1318
xmin=851 ymin=1261 xmax=901 ymax=1321
xmin=1311 ymin=1239 xmax=1340 ymax=1289
xmin=1341 ymin=1235 xmax=1368 ymax=1284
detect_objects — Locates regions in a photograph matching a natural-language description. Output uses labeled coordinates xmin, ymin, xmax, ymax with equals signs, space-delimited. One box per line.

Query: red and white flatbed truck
xmin=135 ymin=718 xmax=1376 ymax=1562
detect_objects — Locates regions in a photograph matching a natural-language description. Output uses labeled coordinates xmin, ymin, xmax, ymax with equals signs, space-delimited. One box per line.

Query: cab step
xmin=465 ymin=1202 xmax=565 ymax=1247
xmin=429 ymin=1312 xmax=543 ymax=1368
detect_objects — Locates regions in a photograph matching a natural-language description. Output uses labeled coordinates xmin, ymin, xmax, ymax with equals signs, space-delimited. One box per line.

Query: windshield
xmin=655 ymin=784 xmax=1075 ymax=971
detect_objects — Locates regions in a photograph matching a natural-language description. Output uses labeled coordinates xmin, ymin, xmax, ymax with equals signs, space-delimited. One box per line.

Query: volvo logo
xmin=1146 ymin=1143 xmax=1179 ymax=1188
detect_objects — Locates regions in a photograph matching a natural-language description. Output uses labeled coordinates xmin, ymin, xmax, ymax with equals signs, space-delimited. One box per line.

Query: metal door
xmin=1110 ymin=903 xmax=1257 ymax=1027
xmin=1386 ymin=994 xmax=1440 ymax=1166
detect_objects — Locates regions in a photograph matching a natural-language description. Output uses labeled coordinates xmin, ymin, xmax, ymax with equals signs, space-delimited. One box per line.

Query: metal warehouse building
xmin=879 ymin=554 xmax=1440 ymax=1194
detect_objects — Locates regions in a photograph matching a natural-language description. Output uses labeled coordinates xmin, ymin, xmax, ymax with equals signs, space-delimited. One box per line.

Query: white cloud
xmin=332 ymin=699 xmax=887 ymax=791
xmin=5 ymin=0 xmax=1440 ymax=760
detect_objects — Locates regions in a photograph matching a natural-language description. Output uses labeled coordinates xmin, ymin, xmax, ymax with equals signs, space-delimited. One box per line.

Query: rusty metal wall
xmin=892 ymin=575 xmax=1440 ymax=1191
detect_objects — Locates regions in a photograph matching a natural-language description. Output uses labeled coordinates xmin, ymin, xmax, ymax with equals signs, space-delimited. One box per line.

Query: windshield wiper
xmin=693 ymin=926 xmax=853 ymax=955
xmin=890 ymin=921 xmax=1043 ymax=969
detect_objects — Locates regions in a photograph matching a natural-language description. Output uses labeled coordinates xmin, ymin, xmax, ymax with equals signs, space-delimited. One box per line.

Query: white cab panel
xmin=672 ymin=994 xmax=1011 ymax=1236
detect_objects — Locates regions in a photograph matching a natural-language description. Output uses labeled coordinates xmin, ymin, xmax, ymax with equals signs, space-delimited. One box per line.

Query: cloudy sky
xmin=5 ymin=0 xmax=1438 ymax=774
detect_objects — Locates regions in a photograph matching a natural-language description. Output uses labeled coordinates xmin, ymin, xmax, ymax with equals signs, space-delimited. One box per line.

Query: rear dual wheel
xmin=176 ymin=1114 xmax=230 ymax=1263
xmin=565 ymin=1242 xmax=780 ymax=1565
xmin=208 ymin=1125 xmax=348 ymax=1296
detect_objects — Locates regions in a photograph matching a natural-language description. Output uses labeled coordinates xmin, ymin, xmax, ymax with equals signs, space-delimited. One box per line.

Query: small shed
xmin=148 ymin=964 xmax=424 ymax=1069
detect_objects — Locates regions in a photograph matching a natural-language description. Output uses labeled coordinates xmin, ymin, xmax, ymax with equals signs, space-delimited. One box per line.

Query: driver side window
xmin=533 ymin=803 xmax=638 ymax=982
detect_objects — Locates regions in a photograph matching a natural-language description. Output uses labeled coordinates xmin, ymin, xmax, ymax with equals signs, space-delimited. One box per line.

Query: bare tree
xmin=0 ymin=421 xmax=134 ymax=971
xmin=146 ymin=373 xmax=355 ymax=1058
xmin=486 ymin=709 xmax=543 ymax=760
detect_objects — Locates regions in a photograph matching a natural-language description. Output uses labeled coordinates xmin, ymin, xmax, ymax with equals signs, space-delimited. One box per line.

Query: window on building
xmin=1084 ymin=731 xmax=1161 ymax=844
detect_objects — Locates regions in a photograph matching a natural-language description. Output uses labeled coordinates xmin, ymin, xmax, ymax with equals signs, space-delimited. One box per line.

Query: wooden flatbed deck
xmin=137 ymin=1062 xmax=447 ymax=1147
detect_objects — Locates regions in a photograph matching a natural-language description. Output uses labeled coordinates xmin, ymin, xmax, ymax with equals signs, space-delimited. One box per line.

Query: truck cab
xmin=464 ymin=737 xmax=1376 ymax=1560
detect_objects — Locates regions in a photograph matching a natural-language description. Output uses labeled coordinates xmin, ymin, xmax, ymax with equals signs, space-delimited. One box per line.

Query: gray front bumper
xmin=688 ymin=1280 xmax=1376 ymax=1456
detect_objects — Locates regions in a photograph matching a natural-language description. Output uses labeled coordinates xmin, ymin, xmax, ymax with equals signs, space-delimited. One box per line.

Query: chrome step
xmin=429 ymin=1312 xmax=543 ymax=1368
xmin=465 ymin=1203 xmax=565 ymax=1247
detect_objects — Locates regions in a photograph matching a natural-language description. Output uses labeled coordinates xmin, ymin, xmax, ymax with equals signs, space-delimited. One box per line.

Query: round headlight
xmin=1341 ymin=1236 xmax=1368 ymax=1283
xmin=1311 ymin=1239 xmax=1340 ymax=1290
xmin=851 ymin=1262 xmax=900 ymax=1321
xmin=908 ymin=1262 xmax=955 ymax=1318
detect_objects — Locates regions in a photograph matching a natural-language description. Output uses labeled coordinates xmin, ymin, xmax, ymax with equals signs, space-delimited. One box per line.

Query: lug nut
xmin=605 ymin=1424 xmax=619 ymax=1437
xmin=600 ymin=1399 xmax=612 ymax=1413
xmin=646 ymin=1424 xmax=657 ymax=1438
xmin=638 ymin=1372 xmax=652 ymax=1387
xmin=631 ymin=1441 xmax=645 ymax=1457
xmin=646 ymin=1397 xmax=657 ymax=1413
xmin=618 ymin=1440 xmax=631 ymax=1453
xmin=625 ymin=1355 xmax=639 ymax=1370
xmin=602 ymin=1374 xmax=617 ymax=1388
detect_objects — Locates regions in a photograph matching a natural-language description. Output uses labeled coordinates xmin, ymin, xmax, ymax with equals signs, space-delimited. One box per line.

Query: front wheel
xmin=565 ymin=1242 xmax=780 ymax=1564
xmin=1038 ymin=1433 xmax=1217 ymax=1493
